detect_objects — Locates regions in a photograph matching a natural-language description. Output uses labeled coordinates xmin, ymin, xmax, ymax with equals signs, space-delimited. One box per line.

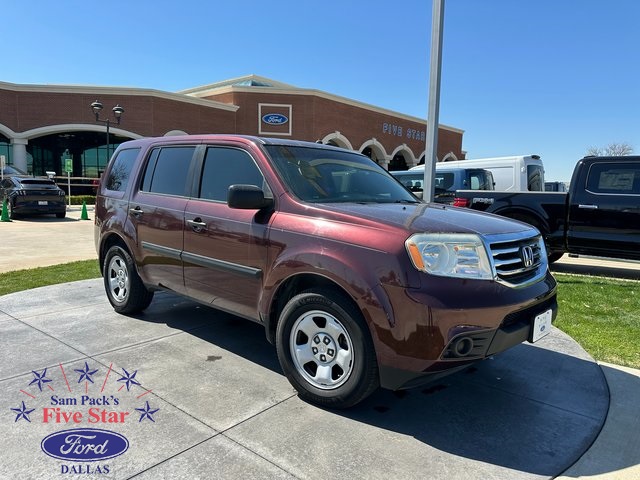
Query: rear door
xmin=128 ymin=145 xmax=198 ymax=293
xmin=183 ymin=144 xmax=272 ymax=321
xmin=567 ymin=160 xmax=640 ymax=259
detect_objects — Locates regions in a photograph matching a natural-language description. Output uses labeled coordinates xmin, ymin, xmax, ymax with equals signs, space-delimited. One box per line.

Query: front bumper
xmin=374 ymin=272 xmax=558 ymax=390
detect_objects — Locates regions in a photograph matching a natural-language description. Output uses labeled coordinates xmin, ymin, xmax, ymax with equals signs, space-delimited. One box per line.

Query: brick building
xmin=0 ymin=75 xmax=464 ymax=178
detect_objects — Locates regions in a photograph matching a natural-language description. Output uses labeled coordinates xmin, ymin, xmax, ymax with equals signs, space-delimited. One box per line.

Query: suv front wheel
xmin=276 ymin=289 xmax=379 ymax=408
xmin=103 ymin=245 xmax=154 ymax=314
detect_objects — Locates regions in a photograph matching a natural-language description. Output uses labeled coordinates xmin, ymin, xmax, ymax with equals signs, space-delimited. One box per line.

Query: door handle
xmin=578 ymin=204 xmax=598 ymax=210
xmin=187 ymin=218 xmax=207 ymax=231
xmin=129 ymin=206 xmax=144 ymax=216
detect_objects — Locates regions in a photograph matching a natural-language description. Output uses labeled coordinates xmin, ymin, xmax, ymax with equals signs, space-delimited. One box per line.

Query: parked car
xmin=95 ymin=135 xmax=557 ymax=408
xmin=411 ymin=155 xmax=545 ymax=192
xmin=452 ymin=156 xmax=640 ymax=263
xmin=1 ymin=166 xmax=66 ymax=219
xmin=391 ymin=167 xmax=494 ymax=202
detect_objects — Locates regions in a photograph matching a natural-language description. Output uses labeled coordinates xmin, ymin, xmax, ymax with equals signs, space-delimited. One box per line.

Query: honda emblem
xmin=521 ymin=245 xmax=535 ymax=268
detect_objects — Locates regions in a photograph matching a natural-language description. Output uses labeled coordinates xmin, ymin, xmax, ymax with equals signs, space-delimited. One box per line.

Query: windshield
xmin=265 ymin=145 xmax=419 ymax=203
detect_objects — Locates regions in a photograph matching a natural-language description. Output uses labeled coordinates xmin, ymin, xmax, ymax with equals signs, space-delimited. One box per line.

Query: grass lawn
xmin=554 ymin=273 xmax=639 ymax=369
xmin=0 ymin=260 xmax=100 ymax=297
xmin=0 ymin=262 xmax=637 ymax=369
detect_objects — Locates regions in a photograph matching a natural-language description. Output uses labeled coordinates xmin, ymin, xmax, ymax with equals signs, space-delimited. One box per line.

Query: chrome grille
xmin=486 ymin=233 xmax=547 ymax=288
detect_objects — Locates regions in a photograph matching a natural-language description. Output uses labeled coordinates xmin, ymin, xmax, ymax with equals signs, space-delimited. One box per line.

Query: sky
xmin=3 ymin=0 xmax=639 ymax=182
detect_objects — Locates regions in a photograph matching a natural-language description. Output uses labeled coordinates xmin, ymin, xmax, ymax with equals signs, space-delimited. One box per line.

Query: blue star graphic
xmin=74 ymin=361 xmax=98 ymax=384
xmin=11 ymin=401 xmax=35 ymax=422
xmin=117 ymin=368 xmax=141 ymax=391
xmin=29 ymin=368 xmax=52 ymax=391
xmin=135 ymin=401 xmax=159 ymax=423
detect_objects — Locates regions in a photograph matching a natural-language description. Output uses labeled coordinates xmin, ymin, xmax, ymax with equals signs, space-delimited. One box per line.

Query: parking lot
xmin=0 ymin=209 xmax=638 ymax=479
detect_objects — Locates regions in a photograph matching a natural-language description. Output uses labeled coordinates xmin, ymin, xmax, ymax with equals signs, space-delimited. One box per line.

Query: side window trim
xmin=140 ymin=148 xmax=160 ymax=192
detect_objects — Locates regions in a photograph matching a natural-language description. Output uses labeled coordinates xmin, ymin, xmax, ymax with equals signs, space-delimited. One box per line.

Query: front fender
xmin=260 ymin=248 xmax=399 ymax=349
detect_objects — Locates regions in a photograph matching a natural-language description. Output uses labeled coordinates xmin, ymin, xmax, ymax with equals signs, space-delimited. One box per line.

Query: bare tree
xmin=586 ymin=142 xmax=634 ymax=156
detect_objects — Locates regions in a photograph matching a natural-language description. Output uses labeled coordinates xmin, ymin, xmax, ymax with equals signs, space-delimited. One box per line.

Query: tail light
xmin=453 ymin=197 xmax=469 ymax=207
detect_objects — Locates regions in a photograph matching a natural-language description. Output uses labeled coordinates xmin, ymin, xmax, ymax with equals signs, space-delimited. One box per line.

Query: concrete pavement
xmin=0 ymin=281 xmax=612 ymax=479
xmin=557 ymin=363 xmax=640 ymax=480
xmin=0 ymin=205 xmax=97 ymax=273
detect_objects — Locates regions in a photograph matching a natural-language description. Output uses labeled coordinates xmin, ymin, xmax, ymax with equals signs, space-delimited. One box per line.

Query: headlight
xmin=405 ymin=233 xmax=494 ymax=280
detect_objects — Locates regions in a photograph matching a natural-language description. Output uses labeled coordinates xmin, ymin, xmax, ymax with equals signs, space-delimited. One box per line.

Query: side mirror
xmin=227 ymin=184 xmax=273 ymax=210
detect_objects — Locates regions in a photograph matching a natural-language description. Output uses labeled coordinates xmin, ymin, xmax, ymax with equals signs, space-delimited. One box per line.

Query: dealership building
xmin=0 ymin=75 xmax=465 ymax=179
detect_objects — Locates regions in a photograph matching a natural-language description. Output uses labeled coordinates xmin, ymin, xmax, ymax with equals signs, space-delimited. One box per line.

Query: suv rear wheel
xmin=276 ymin=289 xmax=379 ymax=408
xmin=103 ymin=245 xmax=154 ymax=314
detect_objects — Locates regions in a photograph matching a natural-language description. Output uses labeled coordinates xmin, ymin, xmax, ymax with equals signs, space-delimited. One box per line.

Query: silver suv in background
xmin=391 ymin=167 xmax=495 ymax=203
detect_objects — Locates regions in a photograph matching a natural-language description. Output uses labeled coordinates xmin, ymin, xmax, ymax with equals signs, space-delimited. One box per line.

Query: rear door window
xmin=467 ymin=170 xmax=494 ymax=190
xmin=141 ymin=146 xmax=195 ymax=197
xmin=586 ymin=163 xmax=640 ymax=195
xmin=435 ymin=173 xmax=454 ymax=191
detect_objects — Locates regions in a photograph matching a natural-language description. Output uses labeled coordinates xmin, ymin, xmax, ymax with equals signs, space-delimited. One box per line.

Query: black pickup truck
xmin=453 ymin=156 xmax=640 ymax=263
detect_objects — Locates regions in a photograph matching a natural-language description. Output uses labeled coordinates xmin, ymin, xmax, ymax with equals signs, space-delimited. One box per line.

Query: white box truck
xmin=410 ymin=155 xmax=545 ymax=192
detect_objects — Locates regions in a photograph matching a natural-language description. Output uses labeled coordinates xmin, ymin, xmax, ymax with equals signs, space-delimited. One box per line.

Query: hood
xmin=317 ymin=202 xmax=534 ymax=236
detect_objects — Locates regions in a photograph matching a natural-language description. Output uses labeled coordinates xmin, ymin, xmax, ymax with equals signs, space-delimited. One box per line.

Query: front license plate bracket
xmin=531 ymin=309 xmax=553 ymax=343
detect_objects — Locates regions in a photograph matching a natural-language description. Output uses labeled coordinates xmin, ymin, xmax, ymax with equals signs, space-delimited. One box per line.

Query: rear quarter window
xmin=105 ymin=148 xmax=140 ymax=192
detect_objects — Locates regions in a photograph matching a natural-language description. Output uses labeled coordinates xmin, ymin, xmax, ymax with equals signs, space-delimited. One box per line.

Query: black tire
xmin=55 ymin=211 xmax=66 ymax=219
xmin=276 ymin=288 xmax=379 ymax=408
xmin=103 ymin=245 xmax=154 ymax=314
xmin=8 ymin=201 xmax=19 ymax=219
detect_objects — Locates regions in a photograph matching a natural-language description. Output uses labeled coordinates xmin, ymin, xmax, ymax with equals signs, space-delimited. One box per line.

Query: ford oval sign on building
xmin=41 ymin=428 xmax=129 ymax=462
xmin=262 ymin=113 xmax=289 ymax=125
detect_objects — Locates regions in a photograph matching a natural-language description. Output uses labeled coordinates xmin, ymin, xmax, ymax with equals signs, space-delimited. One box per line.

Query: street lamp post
xmin=90 ymin=100 xmax=124 ymax=162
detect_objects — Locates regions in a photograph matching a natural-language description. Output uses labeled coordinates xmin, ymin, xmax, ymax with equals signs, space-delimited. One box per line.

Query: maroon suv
xmin=95 ymin=135 xmax=557 ymax=408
